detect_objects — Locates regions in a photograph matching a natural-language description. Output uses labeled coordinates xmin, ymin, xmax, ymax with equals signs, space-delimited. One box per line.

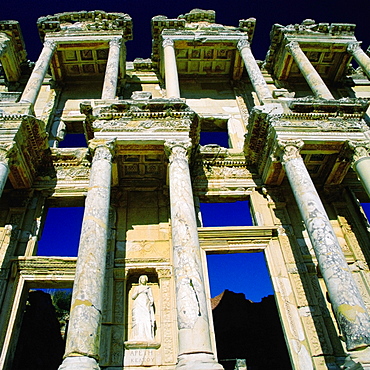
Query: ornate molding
xmin=277 ymin=139 xmax=304 ymax=162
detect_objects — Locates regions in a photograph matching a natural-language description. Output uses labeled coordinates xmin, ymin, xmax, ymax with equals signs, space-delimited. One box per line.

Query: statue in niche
xmin=131 ymin=275 xmax=155 ymax=341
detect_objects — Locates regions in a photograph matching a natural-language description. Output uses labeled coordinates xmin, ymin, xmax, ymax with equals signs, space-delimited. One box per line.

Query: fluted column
xmin=165 ymin=140 xmax=223 ymax=370
xmin=101 ymin=37 xmax=122 ymax=100
xmin=347 ymin=42 xmax=370 ymax=80
xmin=59 ymin=140 xmax=115 ymax=370
xmin=20 ymin=39 xmax=57 ymax=105
xmin=285 ymin=41 xmax=334 ymax=99
xmin=278 ymin=139 xmax=370 ymax=351
xmin=162 ymin=38 xmax=180 ymax=99
xmin=347 ymin=140 xmax=370 ymax=199
xmin=237 ymin=38 xmax=273 ymax=103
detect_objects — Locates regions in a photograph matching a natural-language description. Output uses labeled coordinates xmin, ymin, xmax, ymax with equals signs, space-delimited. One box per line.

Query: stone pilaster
xmin=162 ymin=38 xmax=180 ymax=99
xmin=347 ymin=42 xmax=370 ymax=80
xmin=59 ymin=139 xmax=115 ymax=370
xmin=20 ymin=39 xmax=57 ymax=105
xmin=101 ymin=37 xmax=122 ymax=100
xmin=237 ymin=38 xmax=273 ymax=103
xmin=164 ymin=140 xmax=223 ymax=370
xmin=285 ymin=41 xmax=334 ymax=100
xmin=278 ymin=139 xmax=370 ymax=351
xmin=347 ymin=140 xmax=370 ymax=199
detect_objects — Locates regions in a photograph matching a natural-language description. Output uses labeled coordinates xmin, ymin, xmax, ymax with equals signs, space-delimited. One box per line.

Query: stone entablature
xmin=37 ymin=10 xmax=133 ymax=41
xmin=80 ymin=99 xmax=196 ymax=142
xmin=265 ymin=19 xmax=358 ymax=83
xmin=151 ymin=9 xmax=256 ymax=80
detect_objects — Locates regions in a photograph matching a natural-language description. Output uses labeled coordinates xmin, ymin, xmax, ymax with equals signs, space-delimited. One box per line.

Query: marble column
xmin=59 ymin=140 xmax=115 ymax=370
xmin=20 ymin=39 xmax=57 ymax=105
xmin=165 ymin=140 xmax=223 ymax=370
xmin=348 ymin=140 xmax=370 ymax=199
xmin=278 ymin=139 xmax=370 ymax=351
xmin=162 ymin=38 xmax=180 ymax=99
xmin=347 ymin=42 xmax=370 ymax=80
xmin=237 ymin=38 xmax=273 ymax=103
xmin=0 ymin=142 xmax=15 ymax=199
xmin=101 ymin=37 xmax=122 ymax=100
xmin=285 ymin=41 xmax=334 ymax=100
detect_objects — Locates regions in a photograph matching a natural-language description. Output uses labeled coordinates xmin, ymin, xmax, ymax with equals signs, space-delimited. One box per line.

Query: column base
xmin=176 ymin=353 xmax=224 ymax=370
xmin=58 ymin=356 xmax=100 ymax=370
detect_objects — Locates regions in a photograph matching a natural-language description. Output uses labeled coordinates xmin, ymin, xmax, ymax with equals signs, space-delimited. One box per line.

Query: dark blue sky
xmin=2 ymin=0 xmax=369 ymax=62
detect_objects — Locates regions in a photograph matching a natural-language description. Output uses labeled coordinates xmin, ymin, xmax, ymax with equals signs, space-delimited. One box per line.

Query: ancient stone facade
xmin=0 ymin=8 xmax=370 ymax=370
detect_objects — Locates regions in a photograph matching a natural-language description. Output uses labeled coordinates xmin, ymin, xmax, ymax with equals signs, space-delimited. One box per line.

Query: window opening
xmin=58 ymin=133 xmax=87 ymax=148
xmin=37 ymin=207 xmax=84 ymax=257
xmin=361 ymin=203 xmax=370 ymax=222
xmin=200 ymin=200 xmax=252 ymax=227
xmin=200 ymin=131 xmax=229 ymax=147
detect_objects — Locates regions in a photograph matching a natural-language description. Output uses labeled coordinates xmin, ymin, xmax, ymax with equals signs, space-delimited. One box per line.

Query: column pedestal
xmin=278 ymin=139 xmax=370 ymax=351
xmin=285 ymin=41 xmax=334 ymax=99
xmin=163 ymin=38 xmax=180 ymax=99
xmin=20 ymin=39 xmax=57 ymax=105
xmin=101 ymin=37 xmax=122 ymax=100
xmin=237 ymin=38 xmax=273 ymax=104
xmin=59 ymin=140 xmax=115 ymax=370
xmin=165 ymin=140 xmax=223 ymax=370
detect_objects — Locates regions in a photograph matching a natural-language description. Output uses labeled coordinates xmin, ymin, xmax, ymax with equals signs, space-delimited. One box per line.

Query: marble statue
xmin=131 ymin=275 xmax=155 ymax=341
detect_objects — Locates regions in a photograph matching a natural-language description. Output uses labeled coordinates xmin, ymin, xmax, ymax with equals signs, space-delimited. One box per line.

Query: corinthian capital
xmin=285 ymin=41 xmax=301 ymax=53
xmin=109 ymin=37 xmax=122 ymax=48
xmin=347 ymin=42 xmax=362 ymax=55
xmin=44 ymin=39 xmax=57 ymax=51
xmin=162 ymin=38 xmax=174 ymax=48
xmin=277 ymin=139 xmax=304 ymax=162
xmin=0 ymin=141 xmax=16 ymax=164
xmin=89 ymin=138 xmax=116 ymax=162
xmin=0 ymin=37 xmax=10 ymax=58
xmin=164 ymin=139 xmax=192 ymax=162
xmin=347 ymin=140 xmax=370 ymax=163
xmin=237 ymin=37 xmax=250 ymax=51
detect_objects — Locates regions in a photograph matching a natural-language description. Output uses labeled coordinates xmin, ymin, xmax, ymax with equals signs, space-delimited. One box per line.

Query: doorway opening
xmin=207 ymin=252 xmax=292 ymax=370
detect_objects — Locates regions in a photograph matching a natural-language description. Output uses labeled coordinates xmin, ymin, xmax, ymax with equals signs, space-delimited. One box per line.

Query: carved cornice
xmin=37 ymin=10 xmax=133 ymax=41
xmin=277 ymin=139 xmax=304 ymax=162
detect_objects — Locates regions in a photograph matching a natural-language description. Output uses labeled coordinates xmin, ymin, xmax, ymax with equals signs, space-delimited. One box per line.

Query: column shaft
xmin=101 ymin=37 xmax=122 ymax=100
xmin=279 ymin=140 xmax=370 ymax=351
xmin=59 ymin=141 xmax=114 ymax=370
xmin=347 ymin=42 xmax=370 ymax=80
xmin=20 ymin=40 xmax=57 ymax=105
xmin=165 ymin=140 xmax=222 ymax=370
xmin=237 ymin=38 xmax=273 ymax=103
xmin=163 ymin=38 xmax=180 ymax=99
xmin=0 ymin=162 xmax=9 ymax=197
xmin=286 ymin=41 xmax=334 ymax=99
